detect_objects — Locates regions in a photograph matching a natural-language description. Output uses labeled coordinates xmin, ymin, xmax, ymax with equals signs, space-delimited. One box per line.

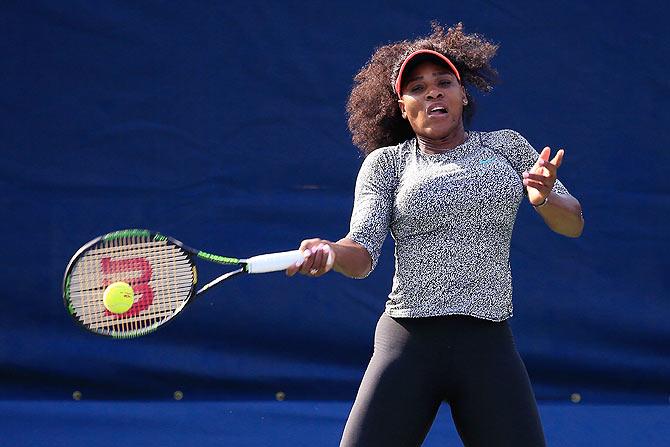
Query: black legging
xmin=340 ymin=312 xmax=546 ymax=447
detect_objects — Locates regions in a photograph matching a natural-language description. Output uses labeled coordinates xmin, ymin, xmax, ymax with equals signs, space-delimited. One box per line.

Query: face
xmin=398 ymin=60 xmax=467 ymax=140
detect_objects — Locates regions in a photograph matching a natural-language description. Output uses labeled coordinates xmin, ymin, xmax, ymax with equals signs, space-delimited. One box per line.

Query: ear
xmin=461 ymin=86 xmax=468 ymax=105
xmin=398 ymin=99 xmax=407 ymax=119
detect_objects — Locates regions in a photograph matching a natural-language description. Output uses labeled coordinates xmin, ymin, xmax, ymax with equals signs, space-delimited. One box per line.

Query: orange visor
xmin=394 ymin=49 xmax=461 ymax=97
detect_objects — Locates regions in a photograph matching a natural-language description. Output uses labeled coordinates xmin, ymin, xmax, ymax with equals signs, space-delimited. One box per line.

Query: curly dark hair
xmin=346 ymin=22 xmax=499 ymax=156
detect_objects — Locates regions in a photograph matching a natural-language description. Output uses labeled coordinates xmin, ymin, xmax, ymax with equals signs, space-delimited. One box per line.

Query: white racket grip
xmin=244 ymin=250 xmax=304 ymax=274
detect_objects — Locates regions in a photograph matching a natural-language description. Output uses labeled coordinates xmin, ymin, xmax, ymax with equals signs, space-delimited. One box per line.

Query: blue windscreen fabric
xmin=1 ymin=0 xmax=668 ymax=404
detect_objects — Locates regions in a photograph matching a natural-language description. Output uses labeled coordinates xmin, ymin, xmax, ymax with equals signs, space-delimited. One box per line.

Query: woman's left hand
xmin=522 ymin=147 xmax=564 ymax=206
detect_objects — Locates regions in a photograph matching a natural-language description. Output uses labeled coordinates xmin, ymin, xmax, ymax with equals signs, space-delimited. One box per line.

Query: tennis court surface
xmin=3 ymin=400 xmax=668 ymax=446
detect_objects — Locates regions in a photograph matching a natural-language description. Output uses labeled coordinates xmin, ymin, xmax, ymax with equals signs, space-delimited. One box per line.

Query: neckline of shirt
xmin=413 ymin=131 xmax=479 ymax=159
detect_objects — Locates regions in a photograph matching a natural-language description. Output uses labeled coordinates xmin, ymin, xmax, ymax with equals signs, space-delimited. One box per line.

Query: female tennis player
xmin=287 ymin=22 xmax=584 ymax=447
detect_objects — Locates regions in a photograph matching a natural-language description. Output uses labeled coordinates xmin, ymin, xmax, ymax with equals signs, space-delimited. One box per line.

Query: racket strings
xmin=68 ymin=234 xmax=194 ymax=337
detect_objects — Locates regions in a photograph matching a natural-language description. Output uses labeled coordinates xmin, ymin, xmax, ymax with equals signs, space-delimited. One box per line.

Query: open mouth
xmin=427 ymin=106 xmax=448 ymax=116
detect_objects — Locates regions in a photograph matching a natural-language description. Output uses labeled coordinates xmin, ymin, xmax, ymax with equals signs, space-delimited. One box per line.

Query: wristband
xmin=531 ymin=196 xmax=548 ymax=208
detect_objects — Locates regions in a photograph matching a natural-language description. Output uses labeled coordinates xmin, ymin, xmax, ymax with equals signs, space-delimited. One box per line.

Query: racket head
xmin=63 ymin=229 xmax=198 ymax=339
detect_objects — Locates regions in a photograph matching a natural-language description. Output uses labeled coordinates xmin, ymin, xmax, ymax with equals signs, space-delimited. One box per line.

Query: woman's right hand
xmin=285 ymin=238 xmax=335 ymax=277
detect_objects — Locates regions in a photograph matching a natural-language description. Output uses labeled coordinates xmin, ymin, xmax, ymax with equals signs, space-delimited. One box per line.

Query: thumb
xmin=325 ymin=245 xmax=335 ymax=271
xmin=551 ymin=149 xmax=565 ymax=169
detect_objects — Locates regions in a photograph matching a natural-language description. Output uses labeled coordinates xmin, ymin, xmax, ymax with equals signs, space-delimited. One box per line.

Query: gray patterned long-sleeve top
xmin=346 ymin=129 xmax=570 ymax=321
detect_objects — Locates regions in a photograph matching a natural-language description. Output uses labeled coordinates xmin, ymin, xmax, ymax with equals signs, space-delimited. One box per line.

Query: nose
xmin=426 ymin=88 xmax=443 ymax=100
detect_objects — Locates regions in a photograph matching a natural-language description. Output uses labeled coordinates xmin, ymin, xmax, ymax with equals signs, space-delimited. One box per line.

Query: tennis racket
xmin=62 ymin=229 xmax=302 ymax=339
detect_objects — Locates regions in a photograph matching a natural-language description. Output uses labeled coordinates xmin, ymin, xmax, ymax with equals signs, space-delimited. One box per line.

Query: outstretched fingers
xmin=523 ymin=147 xmax=565 ymax=192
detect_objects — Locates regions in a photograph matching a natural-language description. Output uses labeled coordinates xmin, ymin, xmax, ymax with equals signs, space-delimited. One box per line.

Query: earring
xmin=463 ymin=99 xmax=468 ymax=105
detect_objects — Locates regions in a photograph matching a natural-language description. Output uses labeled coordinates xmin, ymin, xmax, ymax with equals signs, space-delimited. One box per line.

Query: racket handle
xmin=244 ymin=250 xmax=303 ymax=274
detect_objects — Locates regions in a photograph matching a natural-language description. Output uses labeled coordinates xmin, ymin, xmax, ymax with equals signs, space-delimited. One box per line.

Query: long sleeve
xmin=488 ymin=129 xmax=570 ymax=197
xmin=346 ymin=148 xmax=397 ymax=276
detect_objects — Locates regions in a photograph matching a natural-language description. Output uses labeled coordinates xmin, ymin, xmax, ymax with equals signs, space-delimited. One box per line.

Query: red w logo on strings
xmin=101 ymin=257 xmax=154 ymax=317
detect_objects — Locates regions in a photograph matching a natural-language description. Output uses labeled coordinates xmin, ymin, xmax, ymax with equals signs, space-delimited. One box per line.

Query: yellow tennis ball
xmin=103 ymin=281 xmax=135 ymax=314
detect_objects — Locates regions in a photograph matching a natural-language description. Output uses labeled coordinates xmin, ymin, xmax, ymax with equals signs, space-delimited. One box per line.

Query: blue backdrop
xmin=2 ymin=0 xmax=668 ymax=408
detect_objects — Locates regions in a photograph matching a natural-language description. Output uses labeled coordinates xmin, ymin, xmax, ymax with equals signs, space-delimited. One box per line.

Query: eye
xmin=439 ymin=79 xmax=452 ymax=87
xmin=410 ymin=84 xmax=424 ymax=93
